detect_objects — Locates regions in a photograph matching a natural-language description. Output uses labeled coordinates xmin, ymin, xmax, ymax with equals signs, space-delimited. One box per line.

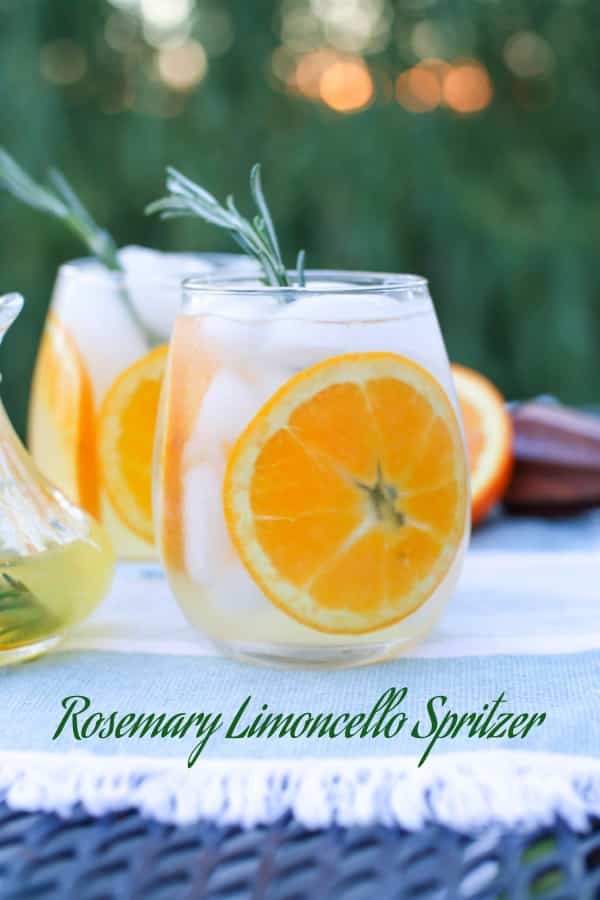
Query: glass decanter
xmin=0 ymin=293 xmax=114 ymax=665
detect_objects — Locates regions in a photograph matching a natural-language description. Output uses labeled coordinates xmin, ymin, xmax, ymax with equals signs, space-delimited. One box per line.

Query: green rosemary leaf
xmin=0 ymin=574 xmax=37 ymax=606
xmin=49 ymin=167 xmax=97 ymax=232
xmin=0 ymin=150 xmax=65 ymax=218
xmin=250 ymin=163 xmax=283 ymax=269
xmin=0 ymin=573 xmax=58 ymax=644
xmin=296 ymin=249 xmax=306 ymax=287
xmin=0 ymin=148 xmax=121 ymax=274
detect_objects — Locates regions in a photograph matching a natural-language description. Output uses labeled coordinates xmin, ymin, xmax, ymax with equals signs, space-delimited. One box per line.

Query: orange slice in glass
xmin=98 ymin=344 xmax=168 ymax=544
xmin=452 ymin=363 xmax=513 ymax=525
xmin=159 ymin=321 xmax=217 ymax=571
xmin=224 ymin=352 xmax=468 ymax=635
xmin=28 ymin=313 xmax=99 ymax=518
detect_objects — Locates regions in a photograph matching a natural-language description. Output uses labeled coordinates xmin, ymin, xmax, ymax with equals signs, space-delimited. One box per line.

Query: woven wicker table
xmin=0 ymin=805 xmax=598 ymax=899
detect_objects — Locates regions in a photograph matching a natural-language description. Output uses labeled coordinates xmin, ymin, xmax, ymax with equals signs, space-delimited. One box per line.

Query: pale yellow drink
xmin=155 ymin=273 xmax=470 ymax=668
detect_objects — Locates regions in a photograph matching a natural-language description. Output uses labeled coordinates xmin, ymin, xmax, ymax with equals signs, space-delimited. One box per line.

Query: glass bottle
xmin=0 ymin=293 xmax=114 ymax=665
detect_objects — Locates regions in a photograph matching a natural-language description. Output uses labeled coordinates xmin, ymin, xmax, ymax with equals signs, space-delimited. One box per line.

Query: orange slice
xmin=98 ymin=344 xmax=168 ymax=544
xmin=452 ymin=363 xmax=513 ymax=525
xmin=28 ymin=313 xmax=99 ymax=517
xmin=159 ymin=319 xmax=216 ymax=570
xmin=224 ymin=352 xmax=468 ymax=635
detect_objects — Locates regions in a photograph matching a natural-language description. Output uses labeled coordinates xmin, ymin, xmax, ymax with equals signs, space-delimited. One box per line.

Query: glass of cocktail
xmin=155 ymin=271 xmax=470 ymax=668
xmin=28 ymin=248 xmax=256 ymax=559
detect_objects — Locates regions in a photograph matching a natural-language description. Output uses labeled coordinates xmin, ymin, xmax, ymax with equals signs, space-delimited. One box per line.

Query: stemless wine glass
xmin=28 ymin=248 xmax=257 ymax=560
xmin=155 ymin=272 xmax=470 ymax=668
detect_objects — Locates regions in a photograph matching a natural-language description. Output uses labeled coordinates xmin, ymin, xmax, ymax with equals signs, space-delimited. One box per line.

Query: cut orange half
xmin=224 ymin=352 xmax=468 ymax=635
xmin=98 ymin=344 xmax=168 ymax=544
xmin=452 ymin=363 xmax=513 ymax=525
xmin=28 ymin=313 xmax=99 ymax=517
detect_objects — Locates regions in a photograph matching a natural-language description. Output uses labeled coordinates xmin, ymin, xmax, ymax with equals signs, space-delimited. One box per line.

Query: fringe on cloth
xmin=0 ymin=751 xmax=599 ymax=832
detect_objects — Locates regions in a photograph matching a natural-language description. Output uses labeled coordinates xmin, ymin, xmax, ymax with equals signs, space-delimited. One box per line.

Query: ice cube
xmin=119 ymin=246 xmax=256 ymax=342
xmin=182 ymin=460 xmax=267 ymax=617
xmin=184 ymin=368 xmax=257 ymax=466
xmin=197 ymin=293 xmax=277 ymax=365
xmin=52 ymin=260 xmax=148 ymax=405
xmin=261 ymin=291 xmax=430 ymax=370
xmin=183 ymin=462 xmax=231 ymax=582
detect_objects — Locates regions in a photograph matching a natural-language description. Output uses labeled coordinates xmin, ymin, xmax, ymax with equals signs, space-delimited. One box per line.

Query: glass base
xmin=212 ymin=636 xmax=417 ymax=670
xmin=0 ymin=635 xmax=62 ymax=667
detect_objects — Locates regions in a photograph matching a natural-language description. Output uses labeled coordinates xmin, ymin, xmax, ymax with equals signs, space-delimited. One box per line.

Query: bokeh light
xmin=294 ymin=49 xmax=339 ymax=98
xmin=281 ymin=4 xmax=321 ymax=52
xmin=443 ymin=60 xmax=493 ymax=114
xmin=310 ymin=0 xmax=391 ymax=54
xmin=157 ymin=40 xmax=207 ymax=91
xmin=40 ymin=40 xmax=87 ymax=85
xmin=140 ymin=0 xmax=193 ymax=30
xmin=319 ymin=56 xmax=373 ymax=112
xmin=140 ymin=0 xmax=194 ymax=48
xmin=410 ymin=20 xmax=445 ymax=59
xmin=396 ymin=59 xmax=446 ymax=112
xmin=504 ymin=31 xmax=555 ymax=79
xmin=281 ymin=0 xmax=390 ymax=55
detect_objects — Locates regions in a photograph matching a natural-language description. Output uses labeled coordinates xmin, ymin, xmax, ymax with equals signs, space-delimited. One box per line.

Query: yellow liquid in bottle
xmin=0 ymin=520 xmax=114 ymax=652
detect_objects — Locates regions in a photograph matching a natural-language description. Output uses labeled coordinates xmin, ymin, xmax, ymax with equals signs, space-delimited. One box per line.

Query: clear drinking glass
xmin=28 ymin=248 xmax=257 ymax=560
xmin=155 ymin=272 xmax=470 ymax=668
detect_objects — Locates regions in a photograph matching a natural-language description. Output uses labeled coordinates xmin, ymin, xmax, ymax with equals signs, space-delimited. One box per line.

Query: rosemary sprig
xmin=0 ymin=148 xmax=157 ymax=345
xmin=0 ymin=148 xmax=120 ymax=271
xmin=147 ymin=164 xmax=307 ymax=290
xmin=0 ymin=573 xmax=59 ymax=645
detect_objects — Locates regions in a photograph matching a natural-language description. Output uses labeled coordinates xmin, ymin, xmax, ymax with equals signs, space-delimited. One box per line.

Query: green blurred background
xmin=1 ymin=0 xmax=599 ymax=436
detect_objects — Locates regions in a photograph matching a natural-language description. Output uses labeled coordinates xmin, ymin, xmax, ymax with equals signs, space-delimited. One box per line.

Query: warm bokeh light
xmin=294 ymin=49 xmax=339 ymax=98
xmin=443 ymin=60 xmax=493 ymax=114
xmin=319 ymin=56 xmax=374 ymax=112
xmin=504 ymin=31 xmax=555 ymax=79
xmin=396 ymin=59 xmax=446 ymax=112
xmin=157 ymin=40 xmax=207 ymax=91
xmin=39 ymin=40 xmax=87 ymax=85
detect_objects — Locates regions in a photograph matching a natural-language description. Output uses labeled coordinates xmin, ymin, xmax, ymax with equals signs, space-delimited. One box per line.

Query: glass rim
xmin=182 ymin=270 xmax=428 ymax=296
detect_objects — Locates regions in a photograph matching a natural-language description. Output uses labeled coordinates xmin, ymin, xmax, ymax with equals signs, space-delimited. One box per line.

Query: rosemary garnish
xmin=0 ymin=573 xmax=59 ymax=646
xmin=147 ymin=164 xmax=307 ymax=289
xmin=0 ymin=149 xmax=120 ymax=271
xmin=0 ymin=149 xmax=156 ymax=344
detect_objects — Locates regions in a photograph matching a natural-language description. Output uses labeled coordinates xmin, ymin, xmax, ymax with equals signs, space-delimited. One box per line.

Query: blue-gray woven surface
xmin=0 ymin=805 xmax=598 ymax=900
